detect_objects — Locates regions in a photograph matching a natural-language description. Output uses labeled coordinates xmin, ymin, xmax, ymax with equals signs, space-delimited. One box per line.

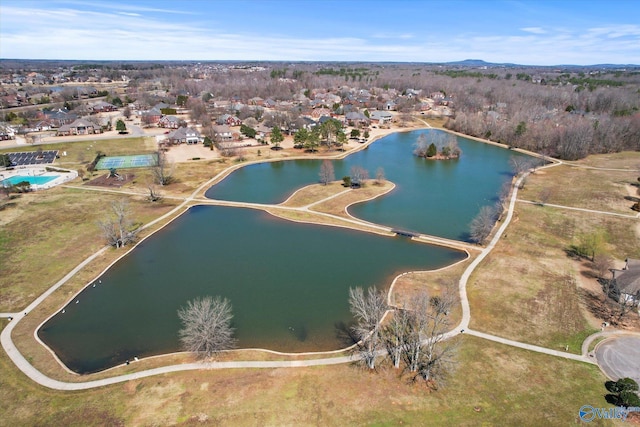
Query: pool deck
xmin=0 ymin=165 xmax=78 ymax=190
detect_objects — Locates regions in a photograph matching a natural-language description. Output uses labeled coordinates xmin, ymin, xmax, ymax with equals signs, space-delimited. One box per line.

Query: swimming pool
xmin=1 ymin=175 xmax=59 ymax=186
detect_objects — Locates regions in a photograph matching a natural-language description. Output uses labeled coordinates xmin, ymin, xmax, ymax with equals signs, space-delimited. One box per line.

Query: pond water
xmin=39 ymin=205 xmax=464 ymax=373
xmin=206 ymin=130 xmax=525 ymax=240
xmin=39 ymin=130 xmax=528 ymax=374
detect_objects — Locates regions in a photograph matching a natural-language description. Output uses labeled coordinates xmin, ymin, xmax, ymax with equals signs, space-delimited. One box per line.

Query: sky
xmin=1 ymin=0 xmax=639 ymax=65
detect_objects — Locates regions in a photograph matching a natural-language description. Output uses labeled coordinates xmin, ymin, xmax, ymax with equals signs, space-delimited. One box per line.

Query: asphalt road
xmin=595 ymin=336 xmax=640 ymax=384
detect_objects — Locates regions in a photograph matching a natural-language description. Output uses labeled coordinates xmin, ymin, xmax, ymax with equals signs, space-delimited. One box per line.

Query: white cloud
xmin=521 ymin=27 xmax=546 ymax=34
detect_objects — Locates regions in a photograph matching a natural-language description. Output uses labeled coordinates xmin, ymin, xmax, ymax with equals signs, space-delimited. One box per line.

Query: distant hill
xmin=439 ymin=59 xmax=639 ymax=69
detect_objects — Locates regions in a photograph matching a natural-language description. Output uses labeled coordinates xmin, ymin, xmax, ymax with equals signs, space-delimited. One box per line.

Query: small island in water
xmin=413 ymin=132 xmax=462 ymax=160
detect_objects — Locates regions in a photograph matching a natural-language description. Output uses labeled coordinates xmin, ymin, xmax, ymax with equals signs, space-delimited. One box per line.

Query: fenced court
xmin=95 ymin=154 xmax=157 ymax=170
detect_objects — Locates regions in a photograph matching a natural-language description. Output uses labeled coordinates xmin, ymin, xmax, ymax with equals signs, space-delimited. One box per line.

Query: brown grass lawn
xmin=519 ymin=164 xmax=639 ymax=214
xmin=309 ymin=180 xmax=395 ymax=219
xmin=469 ymin=152 xmax=640 ymax=353
xmin=266 ymin=180 xmax=397 ymax=236
xmin=0 ymin=333 xmax=612 ymax=426
xmin=567 ymin=151 xmax=640 ymax=170
xmin=0 ymin=186 xmax=179 ymax=311
xmin=280 ymin=181 xmax=350 ymax=208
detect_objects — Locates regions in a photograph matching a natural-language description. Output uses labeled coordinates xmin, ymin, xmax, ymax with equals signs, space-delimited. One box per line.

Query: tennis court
xmin=95 ymin=154 xmax=157 ymax=170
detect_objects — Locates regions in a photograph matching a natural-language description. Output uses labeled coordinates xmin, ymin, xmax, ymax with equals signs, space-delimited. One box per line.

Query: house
xmin=212 ymin=125 xmax=234 ymax=142
xmin=56 ymin=118 xmax=102 ymax=136
xmin=41 ymin=108 xmax=77 ymax=127
xmin=611 ymin=259 xmax=640 ymax=307
xmin=248 ymin=97 xmax=264 ymax=106
xmin=217 ymin=114 xmax=242 ymax=127
xmin=158 ymin=115 xmax=182 ymax=129
xmin=345 ymin=111 xmax=370 ymax=127
xmin=311 ymin=107 xmax=331 ymax=119
xmin=370 ymin=110 xmax=393 ymax=125
xmin=300 ymin=117 xmax=317 ymax=130
xmin=254 ymin=124 xmax=272 ymax=141
xmin=167 ymin=126 xmax=202 ymax=144
xmin=88 ymin=101 xmax=117 ymax=113
xmin=384 ymin=100 xmax=397 ymax=111
xmin=140 ymin=107 xmax=162 ymax=125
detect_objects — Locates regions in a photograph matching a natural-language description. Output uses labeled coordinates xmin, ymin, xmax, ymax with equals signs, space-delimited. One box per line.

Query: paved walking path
xmin=1 ymin=137 xmax=635 ymax=390
xmin=517 ymin=199 xmax=639 ymax=219
xmin=465 ymin=329 xmax=594 ymax=363
xmin=0 ymin=313 xmax=18 ymax=318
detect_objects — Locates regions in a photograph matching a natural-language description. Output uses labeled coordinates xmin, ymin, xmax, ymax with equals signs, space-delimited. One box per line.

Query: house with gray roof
xmin=56 ymin=118 xmax=102 ymax=136
xmin=167 ymin=126 xmax=202 ymax=144
xmin=611 ymin=258 xmax=640 ymax=308
xmin=345 ymin=111 xmax=370 ymax=127
xmin=158 ymin=115 xmax=182 ymax=129
xmin=370 ymin=110 xmax=393 ymax=125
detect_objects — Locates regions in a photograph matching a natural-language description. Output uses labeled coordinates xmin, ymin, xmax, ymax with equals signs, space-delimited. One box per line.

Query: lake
xmin=39 ymin=129 xmax=527 ymax=373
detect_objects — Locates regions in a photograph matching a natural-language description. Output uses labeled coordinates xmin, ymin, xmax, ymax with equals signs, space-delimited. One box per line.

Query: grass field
xmin=1 ymin=137 xmax=638 ymax=424
xmin=468 ymin=153 xmax=640 ymax=353
xmin=0 ymin=334 xmax=613 ymax=426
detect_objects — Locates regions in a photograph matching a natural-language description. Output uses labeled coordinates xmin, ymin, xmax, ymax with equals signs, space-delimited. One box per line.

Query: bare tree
xmin=349 ymin=286 xmax=388 ymax=369
xmin=383 ymin=306 xmax=409 ymax=369
xmin=147 ymin=183 xmax=163 ymax=202
xmin=177 ymin=296 xmax=236 ymax=359
xmin=413 ymin=133 xmax=429 ymax=157
xmin=375 ymin=167 xmax=385 ymax=184
xmin=510 ymin=156 xmax=533 ymax=177
xmin=187 ymin=98 xmax=209 ymax=124
xmin=414 ymin=289 xmax=458 ymax=385
xmin=390 ymin=287 xmax=458 ymax=386
xmin=319 ymin=159 xmax=335 ymax=185
xmin=594 ymin=255 xmax=614 ymax=288
xmin=538 ymin=187 xmax=553 ymax=206
xmin=401 ymin=292 xmax=431 ymax=373
xmin=469 ymin=205 xmax=499 ymax=244
xmin=349 ymin=165 xmax=369 ymax=187
xmin=152 ymin=150 xmax=174 ymax=186
xmin=98 ymin=200 xmax=139 ymax=248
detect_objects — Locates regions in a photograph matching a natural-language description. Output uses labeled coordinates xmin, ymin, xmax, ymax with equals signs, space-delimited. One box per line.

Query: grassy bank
xmin=0 ymin=335 xmax=611 ymax=426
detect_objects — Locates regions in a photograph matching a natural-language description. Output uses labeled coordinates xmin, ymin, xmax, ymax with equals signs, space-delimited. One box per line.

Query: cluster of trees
xmin=348 ymin=286 xmax=458 ymax=386
xmin=605 ymin=378 xmax=640 ymax=408
xmin=445 ymin=76 xmax=640 ymax=160
xmin=413 ymin=132 xmax=461 ymax=159
xmin=293 ymin=119 xmax=347 ymax=152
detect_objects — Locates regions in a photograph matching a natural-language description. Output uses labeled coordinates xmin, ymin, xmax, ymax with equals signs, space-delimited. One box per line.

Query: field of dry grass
xmin=0 ymin=333 xmax=611 ymax=426
xmin=468 ymin=153 xmax=640 ymax=353
xmin=0 ymin=186 xmax=179 ymax=311
xmin=519 ymin=161 xmax=639 ymax=214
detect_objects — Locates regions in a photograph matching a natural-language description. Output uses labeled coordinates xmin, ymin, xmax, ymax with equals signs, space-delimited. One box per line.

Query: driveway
xmin=595 ymin=336 xmax=640 ymax=384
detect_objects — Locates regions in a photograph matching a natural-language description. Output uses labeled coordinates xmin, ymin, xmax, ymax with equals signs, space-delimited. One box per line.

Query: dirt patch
xmin=85 ymin=173 xmax=135 ymax=188
xmin=164 ymin=143 xmax=220 ymax=163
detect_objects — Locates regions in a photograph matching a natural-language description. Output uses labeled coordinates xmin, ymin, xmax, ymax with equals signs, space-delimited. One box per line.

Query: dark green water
xmin=39 ymin=206 xmax=464 ymax=373
xmin=206 ymin=130 xmax=527 ymax=240
xmin=39 ymin=130 xmax=528 ymax=374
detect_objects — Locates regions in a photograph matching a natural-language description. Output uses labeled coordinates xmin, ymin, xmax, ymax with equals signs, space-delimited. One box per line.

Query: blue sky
xmin=1 ymin=0 xmax=639 ymax=65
